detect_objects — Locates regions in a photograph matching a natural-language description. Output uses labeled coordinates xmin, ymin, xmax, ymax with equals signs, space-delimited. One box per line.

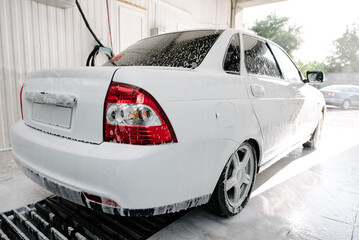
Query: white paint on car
xmin=11 ymin=29 xmax=325 ymax=216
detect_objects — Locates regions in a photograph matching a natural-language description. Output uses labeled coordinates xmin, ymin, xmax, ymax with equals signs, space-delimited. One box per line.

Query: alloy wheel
xmin=224 ymin=145 xmax=255 ymax=208
xmin=342 ymin=100 xmax=350 ymax=110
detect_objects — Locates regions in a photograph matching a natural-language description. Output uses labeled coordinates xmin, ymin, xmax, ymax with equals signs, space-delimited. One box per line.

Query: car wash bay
xmin=1 ymin=108 xmax=359 ymax=240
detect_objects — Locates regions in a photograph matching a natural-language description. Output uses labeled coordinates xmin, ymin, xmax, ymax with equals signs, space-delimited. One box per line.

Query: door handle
xmin=251 ymin=84 xmax=265 ymax=97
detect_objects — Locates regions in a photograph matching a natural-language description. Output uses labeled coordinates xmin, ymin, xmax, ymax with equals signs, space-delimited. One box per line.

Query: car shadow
xmin=151 ymin=144 xmax=359 ymax=240
xmin=326 ymin=105 xmax=359 ymax=112
xmin=253 ymin=147 xmax=314 ymax=191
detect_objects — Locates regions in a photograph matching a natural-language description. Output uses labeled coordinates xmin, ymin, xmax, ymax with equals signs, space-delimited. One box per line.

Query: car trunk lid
xmin=22 ymin=67 xmax=118 ymax=144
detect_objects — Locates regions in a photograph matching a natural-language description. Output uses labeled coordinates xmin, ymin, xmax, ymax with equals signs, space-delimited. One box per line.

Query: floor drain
xmin=0 ymin=196 xmax=189 ymax=240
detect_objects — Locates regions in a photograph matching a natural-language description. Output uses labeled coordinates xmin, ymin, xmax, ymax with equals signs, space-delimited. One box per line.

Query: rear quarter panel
xmin=111 ymin=67 xmax=262 ymax=195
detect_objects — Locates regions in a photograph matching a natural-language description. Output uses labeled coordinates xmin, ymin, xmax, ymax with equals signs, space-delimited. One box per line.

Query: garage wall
xmin=0 ymin=0 xmax=108 ymax=150
xmin=0 ymin=0 xmax=231 ymax=150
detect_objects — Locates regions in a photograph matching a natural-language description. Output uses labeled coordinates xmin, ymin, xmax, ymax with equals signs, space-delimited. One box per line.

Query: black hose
xmin=75 ymin=0 xmax=104 ymax=47
xmin=86 ymin=45 xmax=100 ymax=66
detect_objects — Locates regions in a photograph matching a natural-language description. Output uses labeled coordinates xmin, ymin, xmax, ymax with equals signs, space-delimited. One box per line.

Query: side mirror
xmin=305 ymin=71 xmax=325 ymax=83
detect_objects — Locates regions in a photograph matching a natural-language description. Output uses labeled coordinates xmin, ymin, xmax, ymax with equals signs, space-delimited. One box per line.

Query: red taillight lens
xmin=84 ymin=192 xmax=120 ymax=207
xmin=104 ymin=82 xmax=177 ymax=145
xmin=328 ymin=92 xmax=336 ymax=96
xmin=20 ymin=85 xmax=24 ymax=119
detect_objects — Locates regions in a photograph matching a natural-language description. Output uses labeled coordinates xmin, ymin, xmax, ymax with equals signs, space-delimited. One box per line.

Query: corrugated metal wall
xmin=0 ymin=0 xmax=231 ymax=150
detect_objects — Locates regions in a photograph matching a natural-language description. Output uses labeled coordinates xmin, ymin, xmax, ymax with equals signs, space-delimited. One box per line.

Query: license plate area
xmin=32 ymin=103 xmax=73 ymax=129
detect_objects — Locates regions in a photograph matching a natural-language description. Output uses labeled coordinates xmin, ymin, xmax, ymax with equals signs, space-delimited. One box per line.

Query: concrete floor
xmin=0 ymin=151 xmax=51 ymax=212
xmin=151 ymin=107 xmax=359 ymax=240
xmin=1 ymin=107 xmax=359 ymax=239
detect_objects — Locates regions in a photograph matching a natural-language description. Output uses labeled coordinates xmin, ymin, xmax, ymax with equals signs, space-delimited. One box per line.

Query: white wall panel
xmin=0 ymin=0 xmax=231 ymax=150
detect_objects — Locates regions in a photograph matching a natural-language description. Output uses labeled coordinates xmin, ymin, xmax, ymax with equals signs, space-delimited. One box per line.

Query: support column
xmin=235 ymin=7 xmax=243 ymax=30
xmin=230 ymin=0 xmax=236 ymax=28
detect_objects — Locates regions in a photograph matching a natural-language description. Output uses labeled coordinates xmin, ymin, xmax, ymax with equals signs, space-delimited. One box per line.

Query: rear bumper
xmin=11 ymin=121 xmax=224 ymax=216
xmin=16 ymin=163 xmax=209 ymax=216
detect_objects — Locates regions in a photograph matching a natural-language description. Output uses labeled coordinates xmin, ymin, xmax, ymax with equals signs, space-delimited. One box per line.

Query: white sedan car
xmin=12 ymin=29 xmax=325 ymax=217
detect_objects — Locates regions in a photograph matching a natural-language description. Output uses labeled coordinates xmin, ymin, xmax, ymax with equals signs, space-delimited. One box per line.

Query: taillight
xmin=104 ymin=82 xmax=177 ymax=145
xmin=20 ymin=85 xmax=24 ymax=119
xmin=84 ymin=192 xmax=120 ymax=207
xmin=328 ymin=92 xmax=336 ymax=96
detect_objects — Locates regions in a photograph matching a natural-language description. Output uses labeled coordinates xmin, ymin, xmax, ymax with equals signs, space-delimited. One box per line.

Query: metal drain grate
xmin=0 ymin=196 xmax=189 ymax=240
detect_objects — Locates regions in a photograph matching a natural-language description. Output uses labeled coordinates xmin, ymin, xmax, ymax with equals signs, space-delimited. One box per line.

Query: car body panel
xmin=12 ymin=120 xmax=235 ymax=211
xmin=22 ymin=68 xmax=116 ymax=143
xmin=244 ymin=75 xmax=298 ymax=162
xmin=320 ymin=85 xmax=359 ymax=108
xmin=240 ymin=34 xmax=324 ymax=164
xmin=12 ymin=29 xmax=325 ymax=215
xmin=349 ymin=88 xmax=359 ymax=106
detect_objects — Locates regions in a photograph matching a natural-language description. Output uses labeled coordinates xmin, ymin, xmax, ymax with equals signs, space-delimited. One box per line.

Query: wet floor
xmin=151 ymin=108 xmax=359 ymax=240
xmin=0 ymin=151 xmax=51 ymax=213
xmin=1 ymin=107 xmax=359 ymax=239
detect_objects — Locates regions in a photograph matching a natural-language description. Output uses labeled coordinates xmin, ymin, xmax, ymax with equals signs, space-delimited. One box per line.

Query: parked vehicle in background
xmin=12 ymin=29 xmax=325 ymax=217
xmin=320 ymin=85 xmax=359 ymax=110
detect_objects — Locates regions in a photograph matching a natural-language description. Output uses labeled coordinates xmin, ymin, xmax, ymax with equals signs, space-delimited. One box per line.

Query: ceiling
xmin=237 ymin=0 xmax=287 ymax=9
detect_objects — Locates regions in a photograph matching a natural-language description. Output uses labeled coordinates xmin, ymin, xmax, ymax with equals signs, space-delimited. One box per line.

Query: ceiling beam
xmin=237 ymin=0 xmax=287 ymax=9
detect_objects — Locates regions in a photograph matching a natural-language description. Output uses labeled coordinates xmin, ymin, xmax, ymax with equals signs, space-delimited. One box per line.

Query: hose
xmin=75 ymin=0 xmax=114 ymax=66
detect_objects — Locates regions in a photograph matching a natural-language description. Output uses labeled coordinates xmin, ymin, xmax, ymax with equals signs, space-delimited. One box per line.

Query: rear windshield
xmin=104 ymin=30 xmax=223 ymax=69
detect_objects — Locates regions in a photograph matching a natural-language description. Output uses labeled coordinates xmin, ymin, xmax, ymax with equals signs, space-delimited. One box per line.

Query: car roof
xmin=158 ymin=28 xmax=284 ymax=51
xmin=134 ymin=28 xmax=283 ymax=54
xmin=140 ymin=28 xmax=261 ymax=40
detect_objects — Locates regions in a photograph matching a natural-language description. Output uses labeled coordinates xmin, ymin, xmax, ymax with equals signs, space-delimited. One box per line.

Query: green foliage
xmin=249 ymin=13 xmax=303 ymax=57
xmin=250 ymin=14 xmax=359 ymax=73
xmin=296 ymin=60 xmax=327 ymax=75
xmin=325 ymin=23 xmax=359 ymax=73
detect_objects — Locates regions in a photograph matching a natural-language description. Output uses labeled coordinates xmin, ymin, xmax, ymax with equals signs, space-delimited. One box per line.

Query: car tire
xmin=341 ymin=100 xmax=350 ymax=110
xmin=208 ymin=142 xmax=257 ymax=217
xmin=303 ymin=113 xmax=324 ymax=149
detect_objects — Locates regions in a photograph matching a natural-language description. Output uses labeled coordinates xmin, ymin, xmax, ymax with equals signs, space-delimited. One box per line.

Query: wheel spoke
xmin=238 ymin=185 xmax=247 ymax=204
xmin=241 ymin=150 xmax=250 ymax=167
xmin=225 ymin=176 xmax=237 ymax=191
xmin=243 ymin=174 xmax=251 ymax=185
xmin=233 ymin=183 xmax=241 ymax=203
xmin=232 ymin=152 xmax=240 ymax=170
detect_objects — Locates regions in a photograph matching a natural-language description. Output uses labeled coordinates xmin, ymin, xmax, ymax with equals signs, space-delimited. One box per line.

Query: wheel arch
xmin=342 ymin=99 xmax=351 ymax=110
xmin=214 ymin=138 xmax=262 ymax=188
xmin=207 ymin=139 xmax=260 ymax=216
xmin=321 ymin=105 xmax=326 ymax=118
xmin=343 ymin=98 xmax=351 ymax=104
xmin=246 ymin=138 xmax=261 ymax=173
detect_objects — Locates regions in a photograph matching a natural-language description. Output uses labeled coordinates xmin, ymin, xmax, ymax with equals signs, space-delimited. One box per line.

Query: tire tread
xmin=207 ymin=142 xmax=257 ymax=217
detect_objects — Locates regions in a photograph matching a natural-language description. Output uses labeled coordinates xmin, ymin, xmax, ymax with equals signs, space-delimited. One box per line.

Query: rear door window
xmin=223 ymin=34 xmax=241 ymax=74
xmin=243 ymin=35 xmax=282 ymax=79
